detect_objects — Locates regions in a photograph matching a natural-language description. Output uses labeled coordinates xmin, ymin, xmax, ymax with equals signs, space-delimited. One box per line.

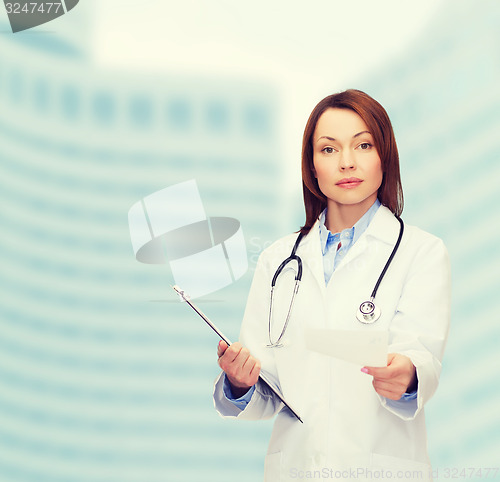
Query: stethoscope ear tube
xmin=271 ymin=233 xmax=304 ymax=287
xmin=271 ymin=255 xmax=301 ymax=287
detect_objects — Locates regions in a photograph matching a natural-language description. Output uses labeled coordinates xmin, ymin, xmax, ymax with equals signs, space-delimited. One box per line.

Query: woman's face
xmin=312 ymin=108 xmax=383 ymax=213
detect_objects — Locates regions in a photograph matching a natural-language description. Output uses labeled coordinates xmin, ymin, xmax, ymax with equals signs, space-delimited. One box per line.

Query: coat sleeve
xmin=213 ymin=373 xmax=284 ymax=420
xmin=379 ymin=234 xmax=451 ymax=420
xmin=213 ymin=244 xmax=286 ymax=420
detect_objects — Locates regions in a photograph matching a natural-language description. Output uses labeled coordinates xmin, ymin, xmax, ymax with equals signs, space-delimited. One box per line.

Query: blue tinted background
xmin=0 ymin=1 xmax=499 ymax=481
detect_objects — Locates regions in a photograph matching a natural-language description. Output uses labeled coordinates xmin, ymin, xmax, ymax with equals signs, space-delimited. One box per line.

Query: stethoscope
xmin=267 ymin=215 xmax=404 ymax=348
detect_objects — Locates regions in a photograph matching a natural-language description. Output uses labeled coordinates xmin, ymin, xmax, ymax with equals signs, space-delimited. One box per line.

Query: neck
xmin=325 ymin=197 xmax=376 ymax=233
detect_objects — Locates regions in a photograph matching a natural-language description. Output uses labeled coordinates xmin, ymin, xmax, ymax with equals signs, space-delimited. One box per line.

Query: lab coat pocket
xmin=371 ymin=453 xmax=431 ymax=481
xmin=264 ymin=451 xmax=282 ymax=482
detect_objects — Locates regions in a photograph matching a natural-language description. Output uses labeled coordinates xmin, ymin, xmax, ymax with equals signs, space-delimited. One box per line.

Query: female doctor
xmin=214 ymin=89 xmax=451 ymax=481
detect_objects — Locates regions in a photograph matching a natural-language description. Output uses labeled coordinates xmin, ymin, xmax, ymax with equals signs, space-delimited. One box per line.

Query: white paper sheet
xmin=304 ymin=329 xmax=388 ymax=367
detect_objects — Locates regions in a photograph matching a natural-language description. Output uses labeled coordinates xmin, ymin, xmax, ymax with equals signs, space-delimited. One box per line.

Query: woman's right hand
xmin=217 ymin=341 xmax=261 ymax=398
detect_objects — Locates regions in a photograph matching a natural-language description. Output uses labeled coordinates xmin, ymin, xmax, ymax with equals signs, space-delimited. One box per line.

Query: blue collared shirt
xmin=223 ymin=199 xmax=416 ymax=405
xmin=319 ymin=199 xmax=380 ymax=285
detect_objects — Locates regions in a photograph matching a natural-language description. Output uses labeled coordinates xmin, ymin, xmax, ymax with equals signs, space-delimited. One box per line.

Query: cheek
xmin=369 ymin=158 xmax=383 ymax=186
xmin=312 ymin=157 xmax=323 ymax=179
xmin=313 ymin=156 xmax=330 ymax=178
xmin=313 ymin=165 xmax=330 ymax=185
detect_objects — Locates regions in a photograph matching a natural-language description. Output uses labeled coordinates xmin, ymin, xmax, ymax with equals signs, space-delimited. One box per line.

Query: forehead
xmin=314 ymin=108 xmax=370 ymax=140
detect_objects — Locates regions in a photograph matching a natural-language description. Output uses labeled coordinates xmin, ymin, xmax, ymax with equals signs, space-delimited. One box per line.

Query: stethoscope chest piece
xmin=356 ymin=300 xmax=381 ymax=324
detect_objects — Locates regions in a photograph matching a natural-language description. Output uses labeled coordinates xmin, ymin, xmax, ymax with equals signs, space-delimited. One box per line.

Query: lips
xmin=336 ymin=177 xmax=363 ymax=188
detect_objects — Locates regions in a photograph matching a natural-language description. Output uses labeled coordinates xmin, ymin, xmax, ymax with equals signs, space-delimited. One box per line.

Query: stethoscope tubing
xmin=271 ymin=234 xmax=304 ymax=287
xmin=268 ymin=233 xmax=304 ymax=347
xmin=369 ymin=215 xmax=404 ymax=300
xmin=268 ymin=214 xmax=405 ymax=346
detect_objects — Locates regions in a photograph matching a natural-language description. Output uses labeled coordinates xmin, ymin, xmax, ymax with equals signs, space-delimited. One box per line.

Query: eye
xmin=358 ymin=142 xmax=373 ymax=150
xmin=321 ymin=147 xmax=335 ymax=154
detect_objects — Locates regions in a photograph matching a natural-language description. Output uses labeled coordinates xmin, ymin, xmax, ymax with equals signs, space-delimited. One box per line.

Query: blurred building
xmin=357 ymin=0 xmax=500 ymax=471
xmin=0 ymin=10 xmax=282 ymax=482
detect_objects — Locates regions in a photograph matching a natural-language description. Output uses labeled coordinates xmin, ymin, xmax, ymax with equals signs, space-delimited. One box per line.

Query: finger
xmin=219 ymin=345 xmax=251 ymax=380
xmin=372 ymin=379 xmax=406 ymax=396
xmin=372 ymin=378 xmax=404 ymax=399
xmin=373 ymin=386 xmax=403 ymax=401
xmin=223 ymin=342 xmax=243 ymax=364
xmin=361 ymin=365 xmax=393 ymax=380
xmin=384 ymin=354 xmax=416 ymax=383
xmin=241 ymin=351 xmax=259 ymax=377
xmin=217 ymin=340 xmax=229 ymax=358
xmin=226 ymin=356 xmax=259 ymax=388
xmin=362 ymin=354 xmax=400 ymax=379
xmin=250 ymin=360 xmax=261 ymax=379
xmin=248 ymin=360 xmax=261 ymax=386
xmin=234 ymin=346 xmax=252 ymax=372
xmin=240 ymin=357 xmax=261 ymax=385
xmin=386 ymin=353 xmax=397 ymax=366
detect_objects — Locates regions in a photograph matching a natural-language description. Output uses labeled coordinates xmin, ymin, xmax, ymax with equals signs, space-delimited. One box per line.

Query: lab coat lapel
xmin=365 ymin=205 xmax=402 ymax=244
xmin=334 ymin=206 xmax=401 ymax=272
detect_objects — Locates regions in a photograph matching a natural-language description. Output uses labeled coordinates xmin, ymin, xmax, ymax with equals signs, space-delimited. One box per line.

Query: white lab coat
xmin=214 ymin=206 xmax=451 ymax=481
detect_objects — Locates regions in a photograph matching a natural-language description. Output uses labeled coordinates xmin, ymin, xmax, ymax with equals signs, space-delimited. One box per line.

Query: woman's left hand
xmin=361 ymin=353 xmax=417 ymax=400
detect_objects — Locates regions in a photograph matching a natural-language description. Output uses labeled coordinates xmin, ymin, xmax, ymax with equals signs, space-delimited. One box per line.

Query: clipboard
xmin=172 ymin=285 xmax=303 ymax=423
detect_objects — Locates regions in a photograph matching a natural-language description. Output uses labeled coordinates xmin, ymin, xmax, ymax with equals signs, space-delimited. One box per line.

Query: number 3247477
xmin=5 ymin=3 xmax=63 ymax=14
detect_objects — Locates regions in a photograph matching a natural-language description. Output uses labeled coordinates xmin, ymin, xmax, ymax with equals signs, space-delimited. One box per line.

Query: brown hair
xmin=300 ymin=89 xmax=403 ymax=234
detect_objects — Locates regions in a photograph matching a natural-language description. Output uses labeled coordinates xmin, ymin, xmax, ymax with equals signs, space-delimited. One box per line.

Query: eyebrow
xmin=316 ymin=131 xmax=372 ymax=143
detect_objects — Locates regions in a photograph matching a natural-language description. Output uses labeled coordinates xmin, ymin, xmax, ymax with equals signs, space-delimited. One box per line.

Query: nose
xmin=339 ymin=151 xmax=355 ymax=170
